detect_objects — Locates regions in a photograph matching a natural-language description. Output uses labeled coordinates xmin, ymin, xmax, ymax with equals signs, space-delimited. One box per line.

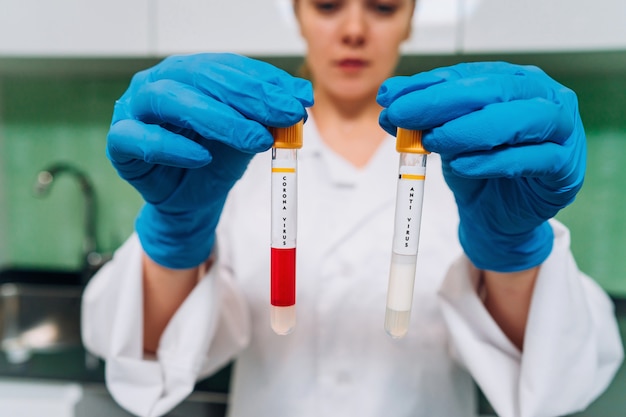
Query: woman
xmin=82 ymin=1 xmax=623 ymax=416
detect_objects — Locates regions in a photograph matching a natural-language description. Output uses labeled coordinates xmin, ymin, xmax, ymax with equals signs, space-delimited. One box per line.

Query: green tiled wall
xmin=554 ymin=74 xmax=626 ymax=297
xmin=0 ymin=76 xmax=142 ymax=270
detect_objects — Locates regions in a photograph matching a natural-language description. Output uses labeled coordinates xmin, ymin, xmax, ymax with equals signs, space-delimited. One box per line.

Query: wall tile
xmin=0 ymin=76 xmax=142 ymax=270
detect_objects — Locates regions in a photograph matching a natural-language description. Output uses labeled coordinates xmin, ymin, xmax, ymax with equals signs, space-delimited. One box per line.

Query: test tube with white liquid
xmin=385 ymin=128 xmax=429 ymax=339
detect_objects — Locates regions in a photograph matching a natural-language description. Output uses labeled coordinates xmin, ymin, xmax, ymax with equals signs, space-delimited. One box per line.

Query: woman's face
xmin=294 ymin=0 xmax=414 ymax=103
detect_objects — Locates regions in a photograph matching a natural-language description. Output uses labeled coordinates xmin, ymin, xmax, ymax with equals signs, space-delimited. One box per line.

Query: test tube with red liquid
xmin=270 ymin=121 xmax=303 ymax=335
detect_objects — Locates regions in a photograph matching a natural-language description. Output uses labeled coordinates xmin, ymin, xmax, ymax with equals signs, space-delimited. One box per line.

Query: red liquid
xmin=271 ymin=247 xmax=296 ymax=307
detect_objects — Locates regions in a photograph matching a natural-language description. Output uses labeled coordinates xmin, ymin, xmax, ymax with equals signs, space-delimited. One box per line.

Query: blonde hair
xmin=298 ymin=60 xmax=313 ymax=80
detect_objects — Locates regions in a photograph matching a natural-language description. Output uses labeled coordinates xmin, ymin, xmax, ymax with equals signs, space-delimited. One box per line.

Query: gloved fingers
xmin=377 ymin=61 xmax=542 ymax=105
xmin=382 ymin=72 xmax=564 ymax=131
xmin=446 ymin=141 xmax=572 ymax=180
xmin=156 ymin=53 xmax=314 ymax=102
xmin=199 ymin=53 xmax=314 ymax=106
xmin=377 ymin=72 xmax=448 ymax=106
xmin=107 ymin=119 xmax=212 ymax=170
xmin=438 ymin=61 xmax=545 ymax=79
xmin=129 ymin=79 xmax=276 ymax=153
xmin=378 ymin=109 xmax=398 ymax=136
xmin=422 ymin=98 xmax=574 ymax=156
xmin=448 ymin=138 xmax=585 ymax=212
xmin=378 ymin=71 xmax=458 ymax=135
xmin=152 ymin=53 xmax=313 ymax=126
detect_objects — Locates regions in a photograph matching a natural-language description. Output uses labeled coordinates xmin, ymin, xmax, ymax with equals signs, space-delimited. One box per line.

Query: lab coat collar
xmin=298 ymin=114 xmax=398 ymax=258
xmin=299 ymin=114 xmax=398 ymax=189
xmin=298 ymin=115 xmax=325 ymax=159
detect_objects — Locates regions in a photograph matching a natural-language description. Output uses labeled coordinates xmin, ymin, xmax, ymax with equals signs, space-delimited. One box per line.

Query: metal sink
xmin=0 ymin=268 xmax=83 ymax=364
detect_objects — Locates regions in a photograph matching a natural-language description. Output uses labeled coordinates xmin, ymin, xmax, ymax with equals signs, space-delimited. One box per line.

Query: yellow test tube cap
xmin=396 ymin=128 xmax=429 ymax=154
xmin=270 ymin=120 xmax=304 ymax=149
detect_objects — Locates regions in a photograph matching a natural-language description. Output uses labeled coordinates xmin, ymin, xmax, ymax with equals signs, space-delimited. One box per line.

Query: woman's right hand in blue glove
xmin=107 ymin=53 xmax=313 ymax=269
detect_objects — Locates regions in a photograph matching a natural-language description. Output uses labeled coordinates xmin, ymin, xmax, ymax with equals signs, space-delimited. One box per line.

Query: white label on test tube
xmin=392 ymin=165 xmax=426 ymax=256
xmin=271 ymin=159 xmax=297 ymax=249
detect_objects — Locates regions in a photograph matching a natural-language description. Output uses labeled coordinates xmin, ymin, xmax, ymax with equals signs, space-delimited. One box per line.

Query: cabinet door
xmin=154 ymin=0 xmax=305 ymax=56
xmin=154 ymin=0 xmax=461 ymax=57
xmin=462 ymin=0 xmax=626 ymax=53
xmin=403 ymin=0 xmax=461 ymax=55
xmin=0 ymin=0 xmax=150 ymax=56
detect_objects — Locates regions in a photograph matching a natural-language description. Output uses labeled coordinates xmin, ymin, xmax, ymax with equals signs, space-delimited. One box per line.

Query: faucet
xmin=33 ymin=162 xmax=108 ymax=282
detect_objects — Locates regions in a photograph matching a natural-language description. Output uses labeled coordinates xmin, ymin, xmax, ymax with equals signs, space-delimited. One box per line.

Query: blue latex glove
xmin=378 ymin=62 xmax=586 ymax=272
xmin=107 ymin=53 xmax=313 ymax=269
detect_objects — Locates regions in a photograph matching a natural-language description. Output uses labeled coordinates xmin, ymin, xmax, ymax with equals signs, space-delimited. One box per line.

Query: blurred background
xmin=0 ymin=0 xmax=625 ymax=416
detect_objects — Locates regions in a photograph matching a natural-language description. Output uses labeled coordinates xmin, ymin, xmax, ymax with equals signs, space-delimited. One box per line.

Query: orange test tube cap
xmin=270 ymin=120 xmax=304 ymax=149
xmin=396 ymin=128 xmax=429 ymax=154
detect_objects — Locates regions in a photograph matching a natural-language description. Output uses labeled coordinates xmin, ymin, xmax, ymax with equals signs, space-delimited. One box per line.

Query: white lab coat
xmin=82 ymin=117 xmax=623 ymax=417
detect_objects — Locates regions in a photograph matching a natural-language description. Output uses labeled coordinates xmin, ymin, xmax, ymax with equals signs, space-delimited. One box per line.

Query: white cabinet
xmin=153 ymin=0 xmax=306 ymax=56
xmin=0 ymin=0 xmax=150 ymax=56
xmin=154 ymin=0 xmax=461 ymax=57
xmin=461 ymin=0 xmax=626 ymax=53
xmin=403 ymin=0 xmax=461 ymax=55
xmin=0 ymin=379 xmax=82 ymax=417
xmin=2 ymin=0 xmax=625 ymax=59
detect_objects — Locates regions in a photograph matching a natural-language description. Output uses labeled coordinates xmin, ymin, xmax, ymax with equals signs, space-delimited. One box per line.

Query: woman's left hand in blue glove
xmin=377 ymin=62 xmax=586 ymax=272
